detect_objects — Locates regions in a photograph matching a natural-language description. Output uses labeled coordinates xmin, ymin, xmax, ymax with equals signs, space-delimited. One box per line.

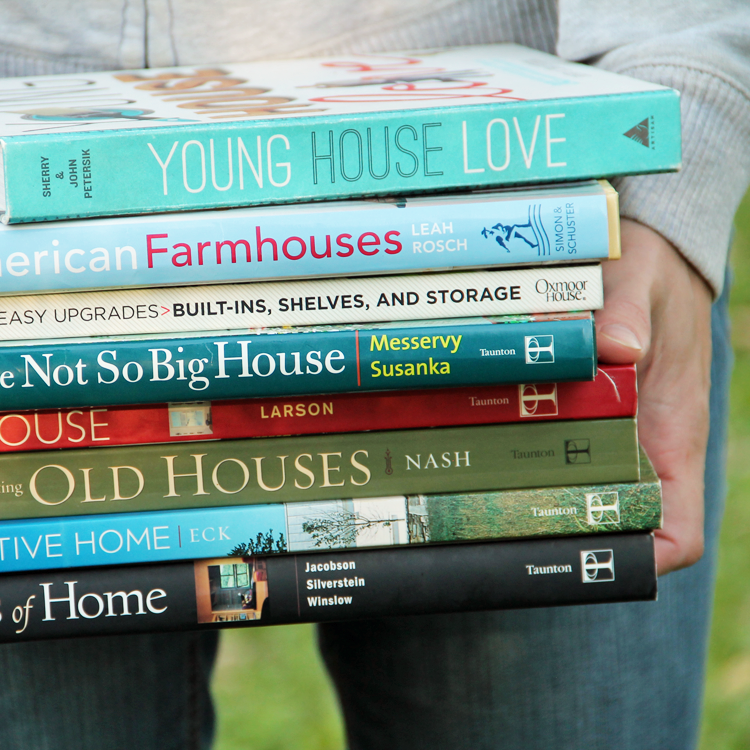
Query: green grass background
xmin=210 ymin=194 xmax=750 ymax=750
xmin=699 ymin=191 xmax=750 ymax=749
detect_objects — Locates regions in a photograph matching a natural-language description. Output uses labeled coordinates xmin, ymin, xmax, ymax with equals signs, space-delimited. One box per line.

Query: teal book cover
xmin=0 ymin=312 xmax=596 ymax=410
xmin=0 ymin=45 xmax=680 ymax=223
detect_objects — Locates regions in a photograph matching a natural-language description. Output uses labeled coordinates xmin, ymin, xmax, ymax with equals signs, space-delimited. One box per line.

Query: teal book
xmin=0 ymin=312 xmax=595 ymax=410
xmin=0 ymin=418 xmax=638 ymax=519
xmin=0 ymin=432 xmax=650 ymax=573
xmin=0 ymin=45 xmax=680 ymax=223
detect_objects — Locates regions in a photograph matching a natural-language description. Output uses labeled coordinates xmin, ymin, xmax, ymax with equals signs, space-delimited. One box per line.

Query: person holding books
xmin=0 ymin=2 xmax=748 ymax=749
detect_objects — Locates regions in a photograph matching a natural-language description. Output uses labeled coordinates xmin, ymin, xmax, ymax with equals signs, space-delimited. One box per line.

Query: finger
xmin=595 ymin=222 xmax=655 ymax=364
xmin=638 ymin=267 xmax=712 ymax=574
xmin=599 ymin=219 xmax=713 ymax=576
xmin=654 ymin=477 xmax=705 ymax=573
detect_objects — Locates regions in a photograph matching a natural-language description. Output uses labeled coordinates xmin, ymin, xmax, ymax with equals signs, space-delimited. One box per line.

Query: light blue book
xmin=0 ymin=45 xmax=679 ymax=224
xmin=0 ymin=180 xmax=618 ymax=295
xmin=0 ymin=460 xmax=660 ymax=573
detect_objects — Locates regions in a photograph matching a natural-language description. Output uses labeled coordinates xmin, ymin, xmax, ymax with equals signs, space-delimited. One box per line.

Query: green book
xmin=0 ymin=449 xmax=659 ymax=575
xmin=0 ymin=419 xmax=638 ymax=519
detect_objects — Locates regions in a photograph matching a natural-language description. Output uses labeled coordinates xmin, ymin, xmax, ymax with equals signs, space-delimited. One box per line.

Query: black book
xmin=0 ymin=533 xmax=656 ymax=643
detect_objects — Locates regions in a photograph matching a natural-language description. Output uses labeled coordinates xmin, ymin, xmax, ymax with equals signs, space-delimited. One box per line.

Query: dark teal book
xmin=0 ymin=312 xmax=595 ymax=410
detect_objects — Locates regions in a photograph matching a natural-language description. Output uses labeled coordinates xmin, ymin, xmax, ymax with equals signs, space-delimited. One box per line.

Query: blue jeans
xmin=0 ymin=286 xmax=731 ymax=750
xmin=319 ymin=283 xmax=733 ymax=750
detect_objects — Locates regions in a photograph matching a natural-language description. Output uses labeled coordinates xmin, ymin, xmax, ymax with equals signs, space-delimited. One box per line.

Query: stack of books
xmin=0 ymin=45 xmax=679 ymax=640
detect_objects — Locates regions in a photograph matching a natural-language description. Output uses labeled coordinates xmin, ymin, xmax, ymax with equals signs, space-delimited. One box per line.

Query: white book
xmin=0 ymin=265 xmax=602 ymax=340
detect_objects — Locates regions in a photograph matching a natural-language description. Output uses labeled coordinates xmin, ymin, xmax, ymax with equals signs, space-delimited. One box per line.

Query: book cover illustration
xmin=195 ymin=558 xmax=270 ymax=623
xmin=0 ymin=312 xmax=596 ymax=410
xmin=0 ymin=181 xmax=617 ymax=295
xmin=0 ymin=45 xmax=680 ymax=222
xmin=0 ymin=46 xmax=675 ymax=134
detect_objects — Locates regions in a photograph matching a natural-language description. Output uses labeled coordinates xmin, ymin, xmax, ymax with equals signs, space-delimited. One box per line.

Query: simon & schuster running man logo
xmin=518 ymin=383 xmax=558 ymax=417
xmin=585 ymin=492 xmax=620 ymax=525
xmin=524 ymin=335 xmax=555 ymax=364
xmin=480 ymin=204 xmax=551 ymax=257
xmin=580 ymin=549 xmax=615 ymax=582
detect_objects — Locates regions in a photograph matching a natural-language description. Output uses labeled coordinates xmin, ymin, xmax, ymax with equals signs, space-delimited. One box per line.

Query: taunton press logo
xmin=518 ymin=383 xmax=558 ymax=417
xmin=585 ymin=492 xmax=620 ymax=525
xmin=524 ymin=335 xmax=555 ymax=364
xmin=580 ymin=549 xmax=615 ymax=583
xmin=565 ymin=439 xmax=591 ymax=464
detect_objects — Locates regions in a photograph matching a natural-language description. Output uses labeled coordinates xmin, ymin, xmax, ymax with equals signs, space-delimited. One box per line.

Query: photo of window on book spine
xmin=194 ymin=557 xmax=269 ymax=624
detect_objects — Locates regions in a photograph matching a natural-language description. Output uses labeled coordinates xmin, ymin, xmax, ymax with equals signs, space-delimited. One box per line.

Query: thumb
xmin=595 ymin=223 xmax=656 ymax=364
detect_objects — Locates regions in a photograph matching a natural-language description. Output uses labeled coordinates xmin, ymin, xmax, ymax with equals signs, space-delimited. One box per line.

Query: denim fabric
xmin=0 ymin=630 xmax=218 ymax=749
xmin=319 ymin=283 xmax=732 ymax=750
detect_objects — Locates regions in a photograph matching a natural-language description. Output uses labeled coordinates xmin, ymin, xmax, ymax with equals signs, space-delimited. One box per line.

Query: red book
xmin=0 ymin=365 xmax=636 ymax=453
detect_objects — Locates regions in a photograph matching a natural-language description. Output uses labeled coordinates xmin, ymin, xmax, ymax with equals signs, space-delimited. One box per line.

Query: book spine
xmin=0 ymin=182 xmax=618 ymax=295
xmin=2 ymin=92 xmax=679 ymax=222
xmin=0 ymin=472 xmax=661 ymax=571
xmin=0 ymin=533 xmax=657 ymax=642
xmin=0 ymin=265 xmax=603 ymax=339
xmin=0 ymin=364 xmax=637 ymax=453
xmin=0 ymin=313 xmax=596 ymax=410
xmin=0 ymin=418 xmax=639 ymax=520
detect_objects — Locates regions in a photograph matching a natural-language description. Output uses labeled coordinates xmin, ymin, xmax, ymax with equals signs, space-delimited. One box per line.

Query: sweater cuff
xmin=605 ymin=64 xmax=750 ymax=297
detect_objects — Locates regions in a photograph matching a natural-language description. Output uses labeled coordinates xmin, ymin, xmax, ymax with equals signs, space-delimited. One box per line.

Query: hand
xmin=596 ymin=218 xmax=713 ymax=575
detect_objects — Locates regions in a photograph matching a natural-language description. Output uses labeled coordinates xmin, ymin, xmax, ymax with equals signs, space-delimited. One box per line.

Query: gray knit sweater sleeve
xmin=559 ymin=2 xmax=750 ymax=295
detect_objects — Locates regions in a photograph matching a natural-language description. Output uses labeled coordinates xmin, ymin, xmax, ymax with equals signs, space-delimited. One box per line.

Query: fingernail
xmin=599 ymin=324 xmax=643 ymax=351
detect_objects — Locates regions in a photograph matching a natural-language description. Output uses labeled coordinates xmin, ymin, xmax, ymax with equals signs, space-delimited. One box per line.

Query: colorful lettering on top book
xmin=0 ymin=181 xmax=618 ymax=295
xmin=0 ymin=46 xmax=680 ymax=222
